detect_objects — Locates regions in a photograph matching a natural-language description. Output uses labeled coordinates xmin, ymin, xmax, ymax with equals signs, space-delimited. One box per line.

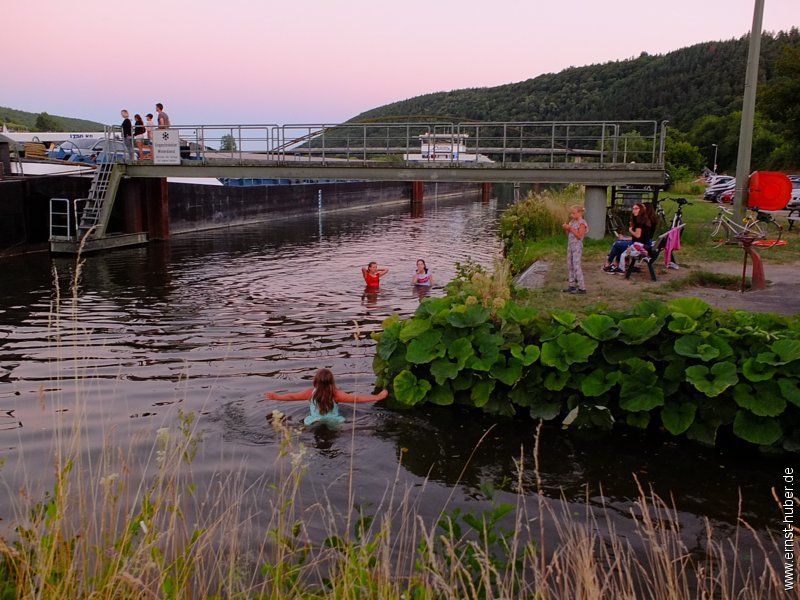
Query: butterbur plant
xmin=374 ymin=295 xmax=800 ymax=452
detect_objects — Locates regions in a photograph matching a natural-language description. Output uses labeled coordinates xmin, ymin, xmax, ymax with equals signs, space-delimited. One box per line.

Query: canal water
xmin=0 ymin=189 xmax=783 ymax=557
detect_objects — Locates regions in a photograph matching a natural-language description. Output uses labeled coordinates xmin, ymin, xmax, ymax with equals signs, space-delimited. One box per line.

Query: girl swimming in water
xmin=362 ymin=262 xmax=389 ymax=287
xmin=266 ymin=368 xmax=388 ymax=425
xmin=411 ymin=259 xmax=433 ymax=286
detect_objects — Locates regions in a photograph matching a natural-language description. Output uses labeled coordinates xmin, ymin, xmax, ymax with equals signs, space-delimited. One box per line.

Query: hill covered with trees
xmin=350 ymin=30 xmax=800 ymax=172
xmin=0 ymin=106 xmax=104 ymax=133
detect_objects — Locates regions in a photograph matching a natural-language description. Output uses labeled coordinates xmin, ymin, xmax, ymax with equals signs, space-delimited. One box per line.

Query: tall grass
xmin=0 ymin=400 xmax=788 ymax=598
xmin=0 ymin=248 xmax=791 ymax=598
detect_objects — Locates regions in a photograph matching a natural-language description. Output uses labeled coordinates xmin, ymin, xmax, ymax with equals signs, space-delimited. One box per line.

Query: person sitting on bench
xmin=602 ymin=203 xmax=655 ymax=273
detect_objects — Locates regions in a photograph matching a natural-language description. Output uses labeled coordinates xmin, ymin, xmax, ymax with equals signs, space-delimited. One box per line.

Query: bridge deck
xmin=123 ymin=158 xmax=665 ymax=186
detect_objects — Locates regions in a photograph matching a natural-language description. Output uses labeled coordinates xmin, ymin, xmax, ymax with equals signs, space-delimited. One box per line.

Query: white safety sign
xmin=153 ymin=129 xmax=181 ymax=165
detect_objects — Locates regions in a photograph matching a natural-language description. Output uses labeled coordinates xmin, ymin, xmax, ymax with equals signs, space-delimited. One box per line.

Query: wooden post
xmin=147 ymin=178 xmax=171 ymax=240
xmin=481 ymin=182 xmax=492 ymax=202
xmin=411 ymin=181 xmax=424 ymax=202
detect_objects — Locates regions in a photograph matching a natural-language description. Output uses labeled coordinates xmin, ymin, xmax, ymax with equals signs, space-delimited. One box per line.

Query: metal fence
xmin=110 ymin=120 xmax=666 ymax=167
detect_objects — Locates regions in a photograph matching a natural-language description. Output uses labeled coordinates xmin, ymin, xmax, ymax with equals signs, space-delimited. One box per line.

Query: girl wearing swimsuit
xmin=411 ymin=259 xmax=433 ymax=286
xmin=362 ymin=262 xmax=389 ymax=287
xmin=266 ymin=368 xmax=388 ymax=425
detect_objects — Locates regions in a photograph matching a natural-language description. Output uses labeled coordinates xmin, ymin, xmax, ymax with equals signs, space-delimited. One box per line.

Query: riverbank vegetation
xmin=371 ymin=186 xmax=800 ymax=454
xmin=0 ymin=407 xmax=788 ymax=598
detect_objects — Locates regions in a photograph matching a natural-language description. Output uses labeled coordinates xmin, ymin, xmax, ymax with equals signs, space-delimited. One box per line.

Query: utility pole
xmin=733 ymin=0 xmax=765 ymax=221
xmin=712 ymin=143 xmax=718 ymax=173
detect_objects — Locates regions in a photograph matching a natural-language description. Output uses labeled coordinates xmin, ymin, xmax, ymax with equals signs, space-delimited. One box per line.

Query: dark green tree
xmin=219 ymin=134 xmax=237 ymax=151
xmin=34 ymin=112 xmax=63 ymax=132
xmin=664 ymin=128 xmax=705 ymax=181
xmin=759 ymin=44 xmax=800 ymax=167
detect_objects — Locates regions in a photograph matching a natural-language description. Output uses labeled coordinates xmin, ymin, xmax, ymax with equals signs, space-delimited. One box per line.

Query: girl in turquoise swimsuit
xmin=266 ymin=368 xmax=388 ymax=425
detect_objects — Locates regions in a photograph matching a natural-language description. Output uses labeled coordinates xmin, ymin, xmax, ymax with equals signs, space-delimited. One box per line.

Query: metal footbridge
xmin=48 ymin=119 xmax=668 ymax=250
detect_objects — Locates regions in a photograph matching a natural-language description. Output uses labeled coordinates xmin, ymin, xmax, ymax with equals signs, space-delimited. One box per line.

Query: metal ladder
xmin=76 ymin=159 xmax=115 ymax=238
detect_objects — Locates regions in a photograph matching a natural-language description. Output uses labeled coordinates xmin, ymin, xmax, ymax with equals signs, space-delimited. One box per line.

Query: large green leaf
xmin=686 ymin=421 xmax=718 ymax=446
xmin=771 ymin=339 xmax=800 ymax=364
xmin=405 ymin=329 xmax=444 ymax=364
xmin=540 ymin=333 xmax=599 ymax=371
xmin=733 ymin=383 xmax=786 ymax=416
xmin=446 ymin=303 xmax=491 ymax=328
xmin=430 ymin=358 xmax=461 ymax=385
xmin=417 ymin=296 xmax=453 ymax=318
xmin=393 ymin=370 xmax=431 ymax=406
xmin=471 ymin=380 xmax=495 ymax=408
xmin=497 ymin=301 xmax=539 ymax=326
xmin=626 ymin=412 xmax=651 ymax=429
xmin=661 ymin=402 xmax=697 ymax=435
xmin=685 ymin=362 xmax=738 ymax=397
xmin=632 ymin=300 xmax=670 ymax=319
xmin=667 ymin=313 xmax=698 ymax=334
xmin=617 ymin=316 xmax=664 ymax=345
xmin=376 ymin=321 xmax=402 ymax=360
xmin=619 ymin=358 xmax=663 ymax=411
xmin=579 ymin=314 xmax=619 ymax=341
xmin=581 ymin=368 xmax=621 ymax=397
xmin=777 ymin=378 xmax=800 ymax=407
xmin=544 ymin=369 xmax=570 ymax=391
xmin=741 ymin=357 xmax=777 ymax=382
xmin=732 ymin=410 xmax=782 ymax=446
xmin=427 ymin=384 xmax=454 ymax=406
xmin=491 ymin=356 xmax=523 ymax=386
xmin=448 ymin=337 xmax=474 ymax=366
xmin=509 ymin=343 xmax=540 ymax=366
xmin=666 ymin=298 xmax=711 ymax=320
xmin=550 ymin=309 xmax=577 ymax=328
xmin=674 ymin=335 xmax=720 ymax=361
xmin=529 ymin=401 xmax=562 ymax=420
xmin=399 ymin=317 xmax=432 ymax=342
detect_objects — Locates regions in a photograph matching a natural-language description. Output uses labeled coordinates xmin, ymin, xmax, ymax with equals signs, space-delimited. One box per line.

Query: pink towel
xmin=664 ymin=227 xmax=682 ymax=266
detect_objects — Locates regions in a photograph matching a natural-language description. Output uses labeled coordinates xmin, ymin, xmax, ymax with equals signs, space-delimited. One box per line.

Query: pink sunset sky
xmin=4 ymin=0 xmax=798 ymax=127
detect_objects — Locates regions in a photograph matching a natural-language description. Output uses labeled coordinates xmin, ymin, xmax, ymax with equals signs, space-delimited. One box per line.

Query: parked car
xmin=705 ymin=174 xmax=733 ymax=188
xmin=47 ymin=138 xmax=135 ymax=163
xmin=719 ymin=188 xmax=735 ymax=204
xmin=704 ymin=178 xmax=736 ymax=202
xmin=787 ymin=178 xmax=800 ymax=209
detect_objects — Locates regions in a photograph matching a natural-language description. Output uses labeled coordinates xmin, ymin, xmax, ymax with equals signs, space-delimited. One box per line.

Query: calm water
xmin=0 ymin=190 xmax=784 ymax=554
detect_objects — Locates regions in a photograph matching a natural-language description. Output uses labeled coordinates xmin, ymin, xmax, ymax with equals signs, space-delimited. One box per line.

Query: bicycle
xmin=697 ymin=205 xmax=783 ymax=248
xmin=605 ymin=205 xmax=628 ymax=237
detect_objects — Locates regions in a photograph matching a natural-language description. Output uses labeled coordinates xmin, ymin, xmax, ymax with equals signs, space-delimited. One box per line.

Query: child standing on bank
xmin=561 ymin=205 xmax=588 ymax=294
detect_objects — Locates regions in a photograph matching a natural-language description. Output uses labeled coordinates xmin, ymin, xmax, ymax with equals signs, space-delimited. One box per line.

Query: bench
xmin=787 ymin=206 xmax=800 ymax=230
xmin=624 ymin=224 xmax=685 ymax=282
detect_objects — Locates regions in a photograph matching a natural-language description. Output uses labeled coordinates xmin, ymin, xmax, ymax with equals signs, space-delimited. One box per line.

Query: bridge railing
xmin=113 ymin=120 xmax=666 ymax=167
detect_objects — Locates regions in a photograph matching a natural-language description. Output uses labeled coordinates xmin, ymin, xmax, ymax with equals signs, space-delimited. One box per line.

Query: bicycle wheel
xmin=693 ymin=220 xmax=730 ymax=247
xmin=749 ymin=219 xmax=784 ymax=248
xmin=606 ymin=212 xmax=624 ymax=236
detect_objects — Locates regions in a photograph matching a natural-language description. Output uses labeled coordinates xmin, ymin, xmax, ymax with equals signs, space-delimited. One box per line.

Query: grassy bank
xmin=0 ymin=408 xmax=789 ymax=598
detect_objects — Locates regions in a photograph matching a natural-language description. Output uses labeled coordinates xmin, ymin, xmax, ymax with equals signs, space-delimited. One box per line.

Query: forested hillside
xmin=0 ymin=106 xmax=104 ymax=132
xmin=350 ymin=31 xmax=798 ymax=131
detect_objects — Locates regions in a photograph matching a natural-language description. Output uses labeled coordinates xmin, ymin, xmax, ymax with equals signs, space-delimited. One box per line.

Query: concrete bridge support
xmin=585 ymin=185 xmax=608 ymax=240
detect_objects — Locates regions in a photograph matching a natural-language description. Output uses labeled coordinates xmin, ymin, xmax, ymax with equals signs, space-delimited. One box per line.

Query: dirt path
xmin=520 ymin=256 xmax=800 ymax=316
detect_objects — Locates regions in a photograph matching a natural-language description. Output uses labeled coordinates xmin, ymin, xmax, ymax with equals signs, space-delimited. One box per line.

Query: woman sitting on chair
xmin=602 ymin=203 xmax=655 ymax=273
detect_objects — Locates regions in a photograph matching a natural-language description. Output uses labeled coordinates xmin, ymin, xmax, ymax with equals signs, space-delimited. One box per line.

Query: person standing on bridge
xmin=562 ymin=205 xmax=588 ymax=294
xmin=156 ymin=103 xmax=170 ymax=129
xmin=120 ymin=109 xmax=134 ymax=160
xmin=133 ymin=114 xmax=146 ymax=158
